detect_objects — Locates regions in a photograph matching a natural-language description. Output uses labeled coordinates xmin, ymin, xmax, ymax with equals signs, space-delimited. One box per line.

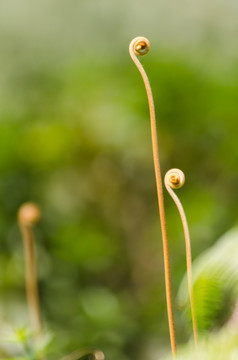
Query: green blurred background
xmin=0 ymin=0 xmax=238 ymax=359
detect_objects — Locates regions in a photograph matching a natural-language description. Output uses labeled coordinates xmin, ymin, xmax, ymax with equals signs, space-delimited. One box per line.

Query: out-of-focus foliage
xmin=178 ymin=227 xmax=238 ymax=332
xmin=0 ymin=1 xmax=238 ymax=359
xmin=165 ymin=326 xmax=238 ymax=360
xmin=0 ymin=327 xmax=53 ymax=360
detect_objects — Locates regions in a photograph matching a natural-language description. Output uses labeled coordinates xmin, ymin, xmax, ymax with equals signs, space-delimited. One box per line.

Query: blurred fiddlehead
xmin=129 ymin=36 xmax=176 ymax=356
xmin=18 ymin=204 xmax=104 ymax=360
xmin=18 ymin=202 xmax=43 ymax=341
xmin=165 ymin=169 xmax=198 ymax=345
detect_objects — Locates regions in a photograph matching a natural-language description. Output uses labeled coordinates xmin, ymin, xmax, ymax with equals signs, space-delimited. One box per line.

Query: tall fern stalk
xmin=165 ymin=169 xmax=198 ymax=345
xmin=18 ymin=202 xmax=42 ymax=341
xmin=129 ymin=36 xmax=176 ymax=357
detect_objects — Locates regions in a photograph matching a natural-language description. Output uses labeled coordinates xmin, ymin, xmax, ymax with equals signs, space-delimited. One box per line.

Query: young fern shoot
xmin=164 ymin=169 xmax=198 ymax=345
xmin=129 ymin=37 xmax=176 ymax=357
xmin=18 ymin=202 xmax=43 ymax=341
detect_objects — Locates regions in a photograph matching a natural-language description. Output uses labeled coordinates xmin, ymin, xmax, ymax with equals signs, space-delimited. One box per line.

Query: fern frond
xmin=177 ymin=227 xmax=238 ymax=332
xmin=165 ymin=326 xmax=238 ymax=360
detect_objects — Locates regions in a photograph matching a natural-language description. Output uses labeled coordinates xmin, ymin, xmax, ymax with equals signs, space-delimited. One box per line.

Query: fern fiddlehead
xmin=18 ymin=202 xmax=43 ymax=341
xmin=164 ymin=169 xmax=198 ymax=345
xmin=129 ymin=37 xmax=176 ymax=356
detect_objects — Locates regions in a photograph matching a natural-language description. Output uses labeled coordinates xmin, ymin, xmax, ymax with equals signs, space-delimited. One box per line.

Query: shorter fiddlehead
xmin=59 ymin=348 xmax=105 ymax=360
xmin=18 ymin=202 xmax=42 ymax=340
xmin=164 ymin=169 xmax=198 ymax=345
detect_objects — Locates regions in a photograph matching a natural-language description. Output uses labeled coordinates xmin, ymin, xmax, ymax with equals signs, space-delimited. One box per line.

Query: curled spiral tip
xmin=129 ymin=36 xmax=150 ymax=56
xmin=18 ymin=202 xmax=41 ymax=226
xmin=165 ymin=168 xmax=185 ymax=190
xmin=89 ymin=351 xmax=105 ymax=360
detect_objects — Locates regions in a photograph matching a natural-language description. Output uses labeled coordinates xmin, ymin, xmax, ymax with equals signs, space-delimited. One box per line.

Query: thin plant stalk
xmin=129 ymin=36 xmax=176 ymax=357
xmin=18 ymin=202 xmax=42 ymax=341
xmin=164 ymin=169 xmax=198 ymax=345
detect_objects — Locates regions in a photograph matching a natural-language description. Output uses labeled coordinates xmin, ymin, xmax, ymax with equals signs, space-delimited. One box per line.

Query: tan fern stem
xmin=129 ymin=36 xmax=176 ymax=357
xmin=18 ymin=202 xmax=42 ymax=341
xmin=164 ymin=169 xmax=198 ymax=345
